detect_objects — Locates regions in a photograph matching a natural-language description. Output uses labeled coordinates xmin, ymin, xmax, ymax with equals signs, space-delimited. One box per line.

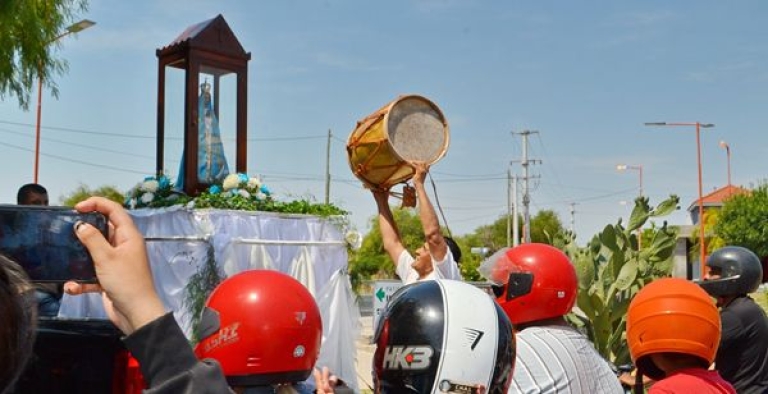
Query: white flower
xmin=129 ymin=198 xmax=137 ymax=209
xmin=255 ymin=192 xmax=267 ymax=201
xmin=247 ymin=177 xmax=261 ymax=190
xmin=345 ymin=231 xmax=363 ymax=251
xmin=222 ymin=174 xmax=240 ymax=190
xmin=140 ymin=192 xmax=155 ymax=204
xmin=238 ymin=189 xmax=251 ymax=198
xmin=142 ymin=180 xmax=159 ymax=193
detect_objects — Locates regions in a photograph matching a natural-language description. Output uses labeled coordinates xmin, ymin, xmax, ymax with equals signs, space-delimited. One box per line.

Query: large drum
xmin=346 ymin=95 xmax=449 ymax=190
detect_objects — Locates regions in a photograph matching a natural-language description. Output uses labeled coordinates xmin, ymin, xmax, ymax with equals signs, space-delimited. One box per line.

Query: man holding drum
xmin=372 ymin=161 xmax=462 ymax=284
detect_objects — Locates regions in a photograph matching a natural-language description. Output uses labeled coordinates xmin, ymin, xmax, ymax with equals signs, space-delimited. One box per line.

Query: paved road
xmin=355 ymin=313 xmax=375 ymax=392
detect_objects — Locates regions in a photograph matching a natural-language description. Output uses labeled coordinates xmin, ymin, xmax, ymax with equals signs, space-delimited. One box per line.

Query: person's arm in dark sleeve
xmin=65 ymin=198 xmax=232 ymax=393
xmin=124 ymin=313 xmax=233 ymax=394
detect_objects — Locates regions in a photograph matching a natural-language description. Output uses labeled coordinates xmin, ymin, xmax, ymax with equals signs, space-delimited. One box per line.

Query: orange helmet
xmin=194 ymin=270 xmax=322 ymax=386
xmin=478 ymin=243 xmax=577 ymax=325
xmin=627 ymin=278 xmax=720 ymax=380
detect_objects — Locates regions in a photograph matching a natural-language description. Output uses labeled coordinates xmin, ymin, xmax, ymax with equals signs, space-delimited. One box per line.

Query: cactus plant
xmin=557 ymin=195 xmax=680 ymax=365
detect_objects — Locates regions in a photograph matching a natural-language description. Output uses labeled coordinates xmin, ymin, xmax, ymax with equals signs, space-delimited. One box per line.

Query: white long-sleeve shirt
xmin=396 ymin=249 xmax=462 ymax=284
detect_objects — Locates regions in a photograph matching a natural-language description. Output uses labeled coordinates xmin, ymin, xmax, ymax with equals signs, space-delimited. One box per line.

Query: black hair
xmin=444 ymin=236 xmax=462 ymax=264
xmin=16 ymin=183 xmax=48 ymax=204
xmin=0 ymin=254 xmax=37 ymax=391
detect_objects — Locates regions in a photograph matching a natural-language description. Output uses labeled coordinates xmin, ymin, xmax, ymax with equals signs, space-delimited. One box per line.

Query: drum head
xmin=386 ymin=96 xmax=449 ymax=163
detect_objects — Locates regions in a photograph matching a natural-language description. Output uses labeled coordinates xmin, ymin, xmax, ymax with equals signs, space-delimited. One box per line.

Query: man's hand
xmin=409 ymin=160 xmax=429 ymax=186
xmin=372 ymin=188 xmax=390 ymax=203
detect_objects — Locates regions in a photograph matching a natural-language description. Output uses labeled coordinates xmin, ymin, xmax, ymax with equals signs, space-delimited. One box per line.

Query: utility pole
xmin=512 ymin=130 xmax=541 ymax=244
xmin=507 ymin=168 xmax=512 ymax=247
xmin=325 ymin=129 xmax=331 ymax=204
xmin=512 ymin=172 xmax=519 ymax=247
xmin=506 ymin=169 xmax=519 ymax=247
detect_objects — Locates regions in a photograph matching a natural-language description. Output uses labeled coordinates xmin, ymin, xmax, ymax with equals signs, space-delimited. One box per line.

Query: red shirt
xmin=650 ymin=368 xmax=736 ymax=394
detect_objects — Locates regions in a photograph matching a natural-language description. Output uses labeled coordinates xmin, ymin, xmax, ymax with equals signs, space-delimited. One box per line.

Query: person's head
xmin=0 ymin=254 xmax=37 ymax=392
xmin=627 ymin=278 xmax=720 ymax=381
xmin=444 ymin=236 xmax=462 ymax=264
xmin=478 ymin=243 xmax=577 ymax=326
xmin=699 ymin=246 xmax=763 ymax=304
xmin=373 ymin=280 xmax=516 ymax=393
xmin=411 ymin=236 xmax=463 ymax=277
xmin=411 ymin=242 xmax=435 ymax=277
xmin=194 ymin=270 xmax=322 ymax=389
xmin=17 ymin=183 xmax=49 ymax=206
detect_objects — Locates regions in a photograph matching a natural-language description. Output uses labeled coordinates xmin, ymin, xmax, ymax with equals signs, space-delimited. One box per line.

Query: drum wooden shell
xmin=346 ymin=95 xmax=449 ymax=189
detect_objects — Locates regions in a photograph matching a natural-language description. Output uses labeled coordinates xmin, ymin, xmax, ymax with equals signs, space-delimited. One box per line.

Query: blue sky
xmin=1 ymin=1 xmax=766 ymax=245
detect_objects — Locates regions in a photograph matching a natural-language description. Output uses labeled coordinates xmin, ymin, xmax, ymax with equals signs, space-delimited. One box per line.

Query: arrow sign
xmin=372 ymin=280 xmax=403 ymax=327
xmin=376 ymin=287 xmax=386 ymax=302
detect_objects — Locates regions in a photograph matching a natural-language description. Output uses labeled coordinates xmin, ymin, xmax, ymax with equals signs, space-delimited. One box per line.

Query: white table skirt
xmin=58 ymin=207 xmax=360 ymax=391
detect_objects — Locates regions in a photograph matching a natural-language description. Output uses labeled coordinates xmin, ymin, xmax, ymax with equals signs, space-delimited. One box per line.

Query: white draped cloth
xmin=58 ymin=207 xmax=360 ymax=391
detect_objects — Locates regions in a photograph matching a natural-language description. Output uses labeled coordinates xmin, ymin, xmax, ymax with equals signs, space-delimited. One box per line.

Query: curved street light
xmin=719 ymin=140 xmax=731 ymax=188
xmin=644 ymin=121 xmax=714 ymax=278
xmin=617 ymin=163 xmax=644 ymax=247
xmin=34 ymin=19 xmax=96 ymax=183
xmin=616 ymin=164 xmax=643 ymax=197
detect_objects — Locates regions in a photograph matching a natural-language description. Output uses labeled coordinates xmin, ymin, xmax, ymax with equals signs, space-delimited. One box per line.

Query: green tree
xmin=467 ymin=216 xmax=511 ymax=252
xmin=0 ymin=0 xmax=88 ymax=109
xmin=715 ymin=183 xmax=768 ymax=258
xmin=530 ymin=210 xmax=565 ymax=243
xmin=466 ymin=209 xmax=564 ymax=252
xmin=448 ymin=234 xmax=484 ymax=282
xmin=60 ymin=184 xmax=125 ymax=206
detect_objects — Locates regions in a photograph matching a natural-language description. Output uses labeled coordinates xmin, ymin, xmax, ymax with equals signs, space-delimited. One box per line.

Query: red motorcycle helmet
xmin=479 ymin=243 xmax=577 ymax=325
xmin=194 ymin=270 xmax=322 ymax=387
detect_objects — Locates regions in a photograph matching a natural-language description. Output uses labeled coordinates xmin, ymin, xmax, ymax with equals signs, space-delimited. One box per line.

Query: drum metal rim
xmin=381 ymin=94 xmax=450 ymax=163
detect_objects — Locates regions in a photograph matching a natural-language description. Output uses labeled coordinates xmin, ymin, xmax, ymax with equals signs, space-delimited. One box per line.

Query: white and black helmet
xmin=373 ymin=280 xmax=516 ymax=394
xmin=699 ymin=246 xmax=763 ymax=296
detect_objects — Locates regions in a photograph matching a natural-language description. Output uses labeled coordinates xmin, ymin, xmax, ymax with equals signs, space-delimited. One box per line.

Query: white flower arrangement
xmin=126 ymin=174 xmax=181 ymax=209
xmin=191 ymin=172 xmax=274 ymax=211
xmin=125 ymin=172 xmax=347 ymax=219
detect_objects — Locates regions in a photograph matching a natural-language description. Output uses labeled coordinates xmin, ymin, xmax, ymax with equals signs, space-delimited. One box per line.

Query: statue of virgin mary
xmin=176 ymin=80 xmax=230 ymax=189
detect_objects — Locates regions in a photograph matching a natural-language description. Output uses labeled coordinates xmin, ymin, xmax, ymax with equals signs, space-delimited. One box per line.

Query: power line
xmin=0 ymin=127 xmax=158 ymax=161
xmin=431 ymin=170 xmax=507 ymax=178
xmin=0 ymin=119 xmax=326 ymax=142
xmin=0 ymin=140 xmax=149 ymax=175
xmin=532 ymin=132 xmax=571 ymax=205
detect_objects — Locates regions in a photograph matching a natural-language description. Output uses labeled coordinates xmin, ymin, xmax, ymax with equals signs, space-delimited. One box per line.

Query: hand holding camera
xmin=64 ymin=197 xmax=165 ymax=335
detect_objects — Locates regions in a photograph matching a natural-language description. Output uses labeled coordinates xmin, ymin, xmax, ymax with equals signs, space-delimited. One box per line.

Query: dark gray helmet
xmin=698 ymin=246 xmax=763 ymax=297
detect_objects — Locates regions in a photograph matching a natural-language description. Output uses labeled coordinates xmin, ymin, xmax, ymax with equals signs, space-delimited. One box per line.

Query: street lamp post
xmin=719 ymin=140 xmax=731 ymax=188
xmin=644 ymin=121 xmax=714 ymax=278
xmin=34 ymin=19 xmax=96 ymax=183
xmin=616 ymin=164 xmax=643 ymax=197
xmin=617 ymin=163 xmax=643 ymax=247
